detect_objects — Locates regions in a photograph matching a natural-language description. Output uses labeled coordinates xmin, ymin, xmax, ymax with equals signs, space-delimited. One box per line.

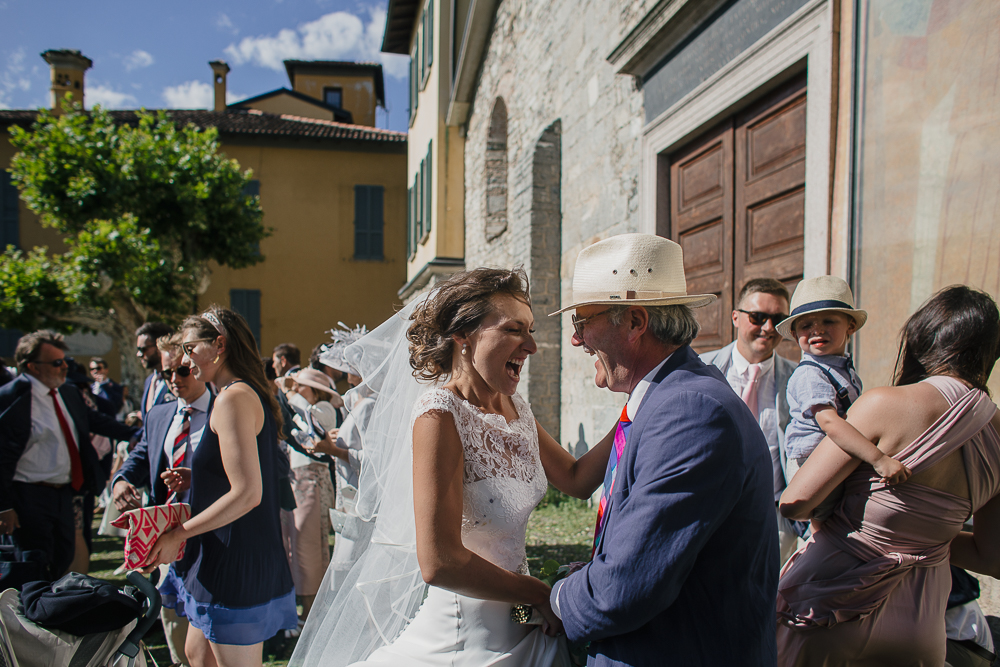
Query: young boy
xmin=777 ymin=276 xmax=910 ymax=521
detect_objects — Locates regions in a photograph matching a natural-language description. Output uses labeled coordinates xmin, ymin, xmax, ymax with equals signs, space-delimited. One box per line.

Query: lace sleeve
xmin=411 ymin=387 xmax=457 ymax=422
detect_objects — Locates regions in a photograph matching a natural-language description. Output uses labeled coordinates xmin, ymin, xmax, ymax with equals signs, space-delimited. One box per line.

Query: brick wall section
xmin=464 ymin=0 xmax=650 ymax=447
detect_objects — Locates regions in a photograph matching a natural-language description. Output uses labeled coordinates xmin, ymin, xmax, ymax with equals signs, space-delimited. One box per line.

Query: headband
xmin=204 ymin=311 xmax=226 ymax=336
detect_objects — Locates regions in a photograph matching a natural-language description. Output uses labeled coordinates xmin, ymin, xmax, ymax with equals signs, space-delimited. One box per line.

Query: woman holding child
xmin=777 ymin=284 xmax=1000 ymax=666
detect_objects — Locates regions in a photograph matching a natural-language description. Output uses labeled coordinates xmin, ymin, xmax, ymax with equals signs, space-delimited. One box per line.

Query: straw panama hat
xmin=549 ymin=233 xmax=716 ymax=315
xmin=289 ymin=368 xmax=340 ymax=397
xmin=776 ymin=275 xmax=869 ymax=340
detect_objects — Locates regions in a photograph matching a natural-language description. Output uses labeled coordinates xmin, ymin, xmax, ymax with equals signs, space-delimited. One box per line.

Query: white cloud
xmin=162 ymin=80 xmax=246 ymax=109
xmin=87 ymin=83 xmax=138 ymax=109
xmin=0 ymin=48 xmax=31 ymax=109
xmin=224 ymin=7 xmax=409 ymax=80
xmin=216 ymin=13 xmax=239 ymax=35
xmin=124 ymin=49 xmax=154 ymax=72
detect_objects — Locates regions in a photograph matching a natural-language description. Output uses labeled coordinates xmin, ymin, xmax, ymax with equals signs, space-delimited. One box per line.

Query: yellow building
xmin=383 ymin=0 xmax=468 ymax=300
xmin=0 ymin=50 xmax=408 ymax=384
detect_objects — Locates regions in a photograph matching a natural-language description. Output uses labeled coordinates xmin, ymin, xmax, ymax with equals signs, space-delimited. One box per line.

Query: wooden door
xmin=669 ymin=122 xmax=734 ymax=351
xmin=667 ymin=75 xmax=806 ymax=355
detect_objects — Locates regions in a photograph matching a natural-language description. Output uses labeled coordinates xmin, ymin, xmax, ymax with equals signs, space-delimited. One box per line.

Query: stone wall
xmin=463 ymin=0 xmax=650 ymax=448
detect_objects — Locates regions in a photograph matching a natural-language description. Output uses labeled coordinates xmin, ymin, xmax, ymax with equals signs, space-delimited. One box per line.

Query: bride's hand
xmin=536 ymin=599 xmax=564 ymax=637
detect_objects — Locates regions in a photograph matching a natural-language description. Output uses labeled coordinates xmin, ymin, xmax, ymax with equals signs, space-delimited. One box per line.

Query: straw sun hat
xmin=289 ymin=368 xmax=339 ymax=396
xmin=550 ymin=234 xmax=716 ymax=315
xmin=775 ymin=275 xmax=868 ymax=340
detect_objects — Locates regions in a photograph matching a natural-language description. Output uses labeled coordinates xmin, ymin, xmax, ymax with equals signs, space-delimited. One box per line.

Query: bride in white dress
xmin=290 ymin=268 xmax=613 ymax=667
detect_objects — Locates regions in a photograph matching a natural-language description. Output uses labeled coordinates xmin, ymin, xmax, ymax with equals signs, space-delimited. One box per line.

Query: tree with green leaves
xmin=1 ymin=101 xmax=268 ymax=396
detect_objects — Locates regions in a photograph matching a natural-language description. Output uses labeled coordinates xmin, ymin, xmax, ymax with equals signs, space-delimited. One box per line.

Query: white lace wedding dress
xmin=349 ymin=387 xmax=567 ymax=667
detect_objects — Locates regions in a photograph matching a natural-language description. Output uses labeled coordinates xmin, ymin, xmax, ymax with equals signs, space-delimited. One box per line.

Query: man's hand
xmin=160 ymin=467 xmax=192 ymax=495
xmin=0 ymin=509 xmax=19 ymax=535
xmin=113 ymin=479 xmax=143 ymax=511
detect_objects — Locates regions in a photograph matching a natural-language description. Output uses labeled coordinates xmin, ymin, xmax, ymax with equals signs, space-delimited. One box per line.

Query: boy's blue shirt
xmin=784 ymin=352 xmax=863 ymax=461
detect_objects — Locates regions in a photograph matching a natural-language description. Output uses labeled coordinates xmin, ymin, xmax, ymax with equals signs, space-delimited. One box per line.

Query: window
xmin=324 ymin=87 xmax=343 ymax=108
xmin=407 ymin=186 xmax=415 ymax=259
xmin=485 ymin=99 xmax=508 ymax=240
xmin=354 ymin=185 xmax=385 ymax=260
xmin=409 ymin=43 xmax=419 ymax=121
xmin=423 ymin=0 xmax=434 ymax=80
xmin=229 ymin=289 xmax=261 ymax=349
xmin=423 ymin=142 xmax=432 ymax=240
xmin=0 ymin=170 xmax=19 ymax=250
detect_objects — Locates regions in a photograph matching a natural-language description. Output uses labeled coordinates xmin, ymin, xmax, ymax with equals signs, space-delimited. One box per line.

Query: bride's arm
xmin=779 ymin=390 xmax=887 ymax=520
xmin=412 ymin=411 xmax=553 ymax=610
xmin=537 ymin=421 xmax=615 ymax=499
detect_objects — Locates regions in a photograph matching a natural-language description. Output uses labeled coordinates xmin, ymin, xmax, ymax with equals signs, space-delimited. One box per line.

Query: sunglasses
xmin=181 ymin=338 xmax=216 ymax=356
xmin=736 ymin=309 xmax=788 ymax=327
xmin=136 ymin=343 xmax=157 ymax=353
xmin=32 ymin=358 xmax=70 ymax=368
xmin=161 ymin=366 xmax=193 ymax=380
xmin=571 ymin=308 xmax=613 ymax=339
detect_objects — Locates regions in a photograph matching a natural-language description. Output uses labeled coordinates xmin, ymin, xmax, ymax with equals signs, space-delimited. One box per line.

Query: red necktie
xmin=49 ymin=389 xmax=84 ymax=491
xmin=172 ymin=407 xmax=193 ymax=468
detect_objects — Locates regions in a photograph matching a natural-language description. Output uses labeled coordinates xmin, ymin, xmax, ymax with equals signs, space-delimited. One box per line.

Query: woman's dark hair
xmin=181 ymin=305 xmax=283 ymax=432
xmin=407 ymin=267 xmax=531 ymax=382
xmin=894 ymin=285 xmax=1000 ymax=394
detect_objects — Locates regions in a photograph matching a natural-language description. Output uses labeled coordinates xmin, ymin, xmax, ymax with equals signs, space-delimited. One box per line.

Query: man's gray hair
xmin=606 ymin=304 xmax=701 ymax=347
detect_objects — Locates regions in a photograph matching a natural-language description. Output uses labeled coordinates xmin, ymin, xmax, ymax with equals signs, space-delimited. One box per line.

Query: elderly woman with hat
xmin=282 ymin=366 xmax=341 ymax=626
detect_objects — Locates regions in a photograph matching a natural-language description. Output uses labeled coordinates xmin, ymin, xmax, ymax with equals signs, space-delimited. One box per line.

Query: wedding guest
xmin=89 ymin=357 xmax=124 ymax=413
xmin=136 ymin=322 xmax=175 ymax=420
xmin=282 ymin=368 xmax=339 ymax=626
xmin=309 ymin=342 xmax=344 ymax=384
xmin=112 ymin=333 xmax=214 ymax=667
xmin=147 ymin=307 xmax=297 ymax=667
xmin=701 ymin=278 xmax=800 ymax=563
xmin=552 ymin=234 xmax=778 ymax=665
xmin=0 ymin=330 xmax=137 ymax=580
xmin=778 ymin=285 xmax=1000 ymax=665
xmin=273 ymin=343 xmax=301 ymax=377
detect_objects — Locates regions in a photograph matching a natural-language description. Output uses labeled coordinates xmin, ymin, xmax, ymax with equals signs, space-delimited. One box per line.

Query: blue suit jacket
xmin=115 ymin=389 xmax=215 ymax=505
xmin=559 ymin=346 xmax=778 ymax=666
xmin=0 ymin=376 xmax=139 ymax=511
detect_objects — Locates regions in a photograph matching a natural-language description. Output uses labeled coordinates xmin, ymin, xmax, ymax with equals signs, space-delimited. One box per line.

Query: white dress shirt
xmin=163 ymin=388 xmax=212 ymax=467
xmin=14 ymin=375 xmax=80 ymax=485
xmin=726 ymin=346 xmax=783 ymax=500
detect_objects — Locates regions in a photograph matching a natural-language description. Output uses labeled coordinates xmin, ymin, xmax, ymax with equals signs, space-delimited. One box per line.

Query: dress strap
xmin=893 ymin=384 xmax=995 ymax=473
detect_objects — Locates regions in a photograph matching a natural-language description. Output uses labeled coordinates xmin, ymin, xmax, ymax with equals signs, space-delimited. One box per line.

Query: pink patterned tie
xmin=171 ymin=407 xmax=193 ymax=469
xmin=741 ymin=363 xmax=761 ymax=420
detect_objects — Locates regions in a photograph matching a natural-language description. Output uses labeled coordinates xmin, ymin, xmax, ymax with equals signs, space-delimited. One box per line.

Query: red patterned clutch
xmin=110 ymin=503 xmax=191 ymax=570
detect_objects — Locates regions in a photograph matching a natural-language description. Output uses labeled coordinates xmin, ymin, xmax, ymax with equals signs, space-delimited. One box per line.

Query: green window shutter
xmin=0 ymin=171 xmax=20 ymax=250
xmin=425 ymin=142 xmax=433 ymax=235
xmin=229 ymin=289 xmax=262 ymax=350
xmin=354 ymin=185 xmax=384 ymax=260
xmin=425 ymin=0 xmax=434 ymax=70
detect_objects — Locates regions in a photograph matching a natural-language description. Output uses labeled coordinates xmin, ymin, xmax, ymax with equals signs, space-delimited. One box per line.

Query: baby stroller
xmin=0 ymin=570 xmax=161 ymax=667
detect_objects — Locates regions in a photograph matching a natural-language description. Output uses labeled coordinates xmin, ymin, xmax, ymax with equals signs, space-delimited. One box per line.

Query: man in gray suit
xmin=701 ymin=278 xmax=800 ymax=564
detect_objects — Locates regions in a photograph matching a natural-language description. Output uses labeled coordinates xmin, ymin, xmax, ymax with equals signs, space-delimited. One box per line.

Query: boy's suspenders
xmin=797 ymin=360 xmax=853 ymax=415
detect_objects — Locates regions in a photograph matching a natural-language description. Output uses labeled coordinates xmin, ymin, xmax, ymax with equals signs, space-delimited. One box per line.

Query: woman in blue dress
xmin=146 ymin=306 xmax=298 ymax=667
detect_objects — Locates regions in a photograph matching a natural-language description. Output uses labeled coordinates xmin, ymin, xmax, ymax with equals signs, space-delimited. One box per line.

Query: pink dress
xmin=776 ymin=376 xmax=1000 ymax=666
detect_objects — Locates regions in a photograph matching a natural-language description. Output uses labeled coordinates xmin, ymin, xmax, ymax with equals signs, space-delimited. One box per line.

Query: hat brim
xmin=549 ymin=293 xmax=717 ymax=316
xmin=291 ymin=377 xmax=339 ymax=397
xmin=776 ymin=307 xmax=868 ymax=340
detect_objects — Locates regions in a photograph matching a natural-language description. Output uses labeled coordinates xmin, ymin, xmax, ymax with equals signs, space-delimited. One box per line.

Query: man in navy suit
xmin=0 ymin=331 xmax=138 ymax=579
xmin=136 ymin=321 xmax=175 ymax=420
xmin=550 ymin=235 xmax=778 ymax=666
xmin=113 ymin=336 xmax=214 ymax=508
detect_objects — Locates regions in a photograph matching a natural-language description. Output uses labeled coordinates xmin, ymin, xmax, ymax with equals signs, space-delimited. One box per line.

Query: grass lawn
xmin=89 ymin=488 xmax=593 ymax=666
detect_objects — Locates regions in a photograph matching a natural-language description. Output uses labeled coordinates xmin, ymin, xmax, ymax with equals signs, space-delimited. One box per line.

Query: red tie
xmin=172 ymin=407 xmax=193 ymax=468
xmin=49 ymin=389 xmax=84 ymax=491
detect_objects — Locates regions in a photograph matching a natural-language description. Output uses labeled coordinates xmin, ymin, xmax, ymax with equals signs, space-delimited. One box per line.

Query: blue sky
xmin=0 ymin=0 xmax=411 ymax=132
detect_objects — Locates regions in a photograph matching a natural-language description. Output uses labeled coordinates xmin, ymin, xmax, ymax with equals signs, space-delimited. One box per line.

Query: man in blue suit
xmin=550 ymin=235 xmax=778 ymax=666
xmin=135 ymin=321 xmax=176 ymax=420
xmin=0 ymin=331 xmax=138 ymax=579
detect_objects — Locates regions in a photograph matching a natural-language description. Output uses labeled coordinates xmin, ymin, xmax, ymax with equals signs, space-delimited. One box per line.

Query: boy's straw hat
xmin=776 ymin=276 xmax=868 ymax=340
xmin=550 ymin=234 xmax=716 ymax=315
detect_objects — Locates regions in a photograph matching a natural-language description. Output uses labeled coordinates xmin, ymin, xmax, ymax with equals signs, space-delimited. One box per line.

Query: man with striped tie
xmin=112 ymin=334 xmax=214 ymax=666
xmin=549 ymin=234 xmax=778 ymax=666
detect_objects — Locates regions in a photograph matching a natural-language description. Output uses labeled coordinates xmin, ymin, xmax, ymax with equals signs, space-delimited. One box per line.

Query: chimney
xmin=209 ymin=60 xmax=230 ymax=112
xmin=41 ymin=49 xmax=92 ymax=112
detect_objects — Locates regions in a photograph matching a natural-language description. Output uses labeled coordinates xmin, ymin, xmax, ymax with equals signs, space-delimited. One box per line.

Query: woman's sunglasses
xmin=161 ymin=366 xmax=193 ymax=380
xmin=735 ymin=309 xmax=788 ymax=327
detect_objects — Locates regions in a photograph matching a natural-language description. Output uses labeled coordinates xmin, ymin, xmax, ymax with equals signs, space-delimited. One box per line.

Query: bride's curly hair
xmin=408 ymin=267 xmax=531 ymax=381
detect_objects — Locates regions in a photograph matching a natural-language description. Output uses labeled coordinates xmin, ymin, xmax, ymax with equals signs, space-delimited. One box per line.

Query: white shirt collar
xmin=730 ymin=345 xmax=775 ymax=377
xmin=625 ymin=352 xmax=673 ymax=421
xmin=26 ymin=373 xmax=56 ymax=398
xmin=177 ymin=387 xmax=211 ymax=413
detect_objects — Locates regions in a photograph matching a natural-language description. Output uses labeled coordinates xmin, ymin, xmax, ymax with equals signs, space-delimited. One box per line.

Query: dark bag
xmin=0 ymin=535 xmax=48 ymax=591
xmin=21 ymin=572 xmax=144 ymax=636
xmin=947 ymin=565 xmax=981 ymax=609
